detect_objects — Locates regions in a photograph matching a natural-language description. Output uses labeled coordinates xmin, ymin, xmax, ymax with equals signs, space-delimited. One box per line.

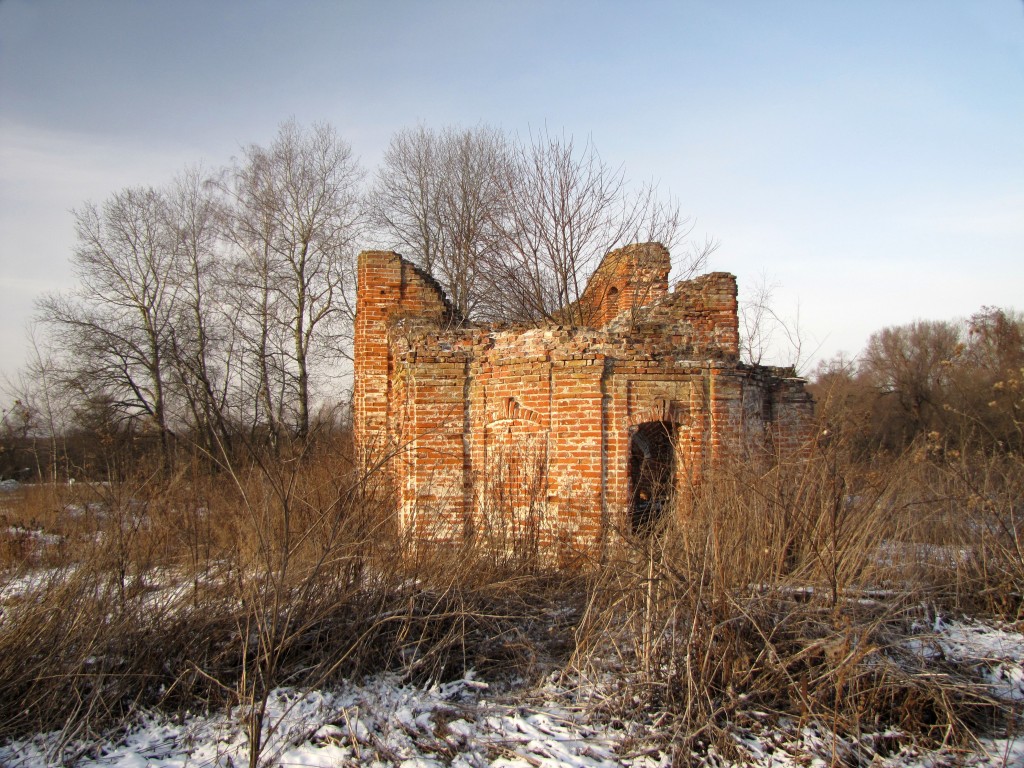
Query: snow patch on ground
xmin=4 ymin=618 xmax=1024 ymax=767
xmin=909 ymin=616 xmax=1024 ymax=702
xmin=0 ymin=673 xmax=659 ymax=768
xmin=2 ymin=526 xmax=64 ymax=546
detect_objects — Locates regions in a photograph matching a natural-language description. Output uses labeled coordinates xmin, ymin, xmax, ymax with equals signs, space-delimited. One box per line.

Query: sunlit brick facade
xmin=353 ymin=243 xmax=813 ymax=558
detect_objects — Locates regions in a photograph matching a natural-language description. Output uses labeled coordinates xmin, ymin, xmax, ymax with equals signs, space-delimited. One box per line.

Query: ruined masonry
xmin=354 ymin=243 xmax=814 ymax=558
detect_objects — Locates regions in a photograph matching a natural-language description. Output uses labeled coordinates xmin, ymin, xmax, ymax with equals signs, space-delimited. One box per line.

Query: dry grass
xmin=565 ymin=433 xmax=1024 ymax=761
xmin=1 ymin=428 xmax=1022 ymax=763
xmin=0 ymin=436 xmax=578 ymax=761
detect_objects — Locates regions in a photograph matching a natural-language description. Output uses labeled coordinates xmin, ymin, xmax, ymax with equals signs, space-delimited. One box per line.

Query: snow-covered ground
xmin=3 ymin=618 xmax=1024 ymax=768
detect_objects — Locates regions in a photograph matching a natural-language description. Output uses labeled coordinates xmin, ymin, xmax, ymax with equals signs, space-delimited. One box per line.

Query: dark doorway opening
xmin=629 ymin=421 xmax=676 ymax=533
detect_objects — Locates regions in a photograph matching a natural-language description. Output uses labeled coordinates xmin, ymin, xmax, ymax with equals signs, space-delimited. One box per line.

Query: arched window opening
xmin=602 ymin=288 xmax=618 ymax=325
xmin=629 ymin=420 xmax=676 ymax=533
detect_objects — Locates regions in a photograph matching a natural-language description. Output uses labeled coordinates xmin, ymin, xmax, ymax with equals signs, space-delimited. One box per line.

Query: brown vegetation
xmin=2 ymin=375 xmax=1023 ymax=763
xmin=2 ymin=119 xmax=1023 ymax=764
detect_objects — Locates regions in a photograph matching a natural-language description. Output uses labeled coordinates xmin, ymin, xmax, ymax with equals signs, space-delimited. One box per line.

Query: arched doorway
xmin=628 ymin=420 xmax=676 ymax=533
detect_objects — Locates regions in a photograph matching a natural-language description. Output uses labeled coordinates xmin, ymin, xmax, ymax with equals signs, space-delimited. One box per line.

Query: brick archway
xmin=629 ymin=398 xmax=689 ymax=428
xmin=487 ymin=397 xmax=542 ymax=428
xmin=628 ymin=420 xmax=676 ymax=533
xmin=480 ymin=416 xmax=548 ymax=550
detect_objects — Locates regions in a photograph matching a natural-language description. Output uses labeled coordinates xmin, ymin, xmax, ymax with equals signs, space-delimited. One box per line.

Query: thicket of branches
xmin=3 ymin=121 xmax=707 ymax=477
xmin=368 ymin=125 xmax=706 ymax=324
xmin=3 ymin=383 xmax=1023 ymax=761
xmin=812 ymin=307 xmax=1024 ymax=458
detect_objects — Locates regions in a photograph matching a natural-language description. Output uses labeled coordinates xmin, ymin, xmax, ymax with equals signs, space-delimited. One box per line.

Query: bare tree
xmin=368 ymin=125 xmax=444 ymax=274
xmin=737 ymin=274 xmax=814 ymax=371
xmin=493 ymin=128 xmax=693 ymax=326
xmin=0 ymin=396 xmax=33 ymax=480
xmin=5 ymin=324 xmax=74 ymax=481
xmin=368 ymin=124 xmax=510 ymax=320
xmin=739 ymin=274 xmax=782 ymax=366
xmin=370 ymin=125 xmax=703 ymax=326
xmin=494 ymin=130 xmax=623 ymax=323
xmin=38 ymin=186 xmax=180 ymax=465
xmin=222 ymin=121 xmax=364 ymax=439
xmin=859 ymin=320 xmax=962 ymax=447
xmin=222 ymin=237 xmax=286 ymax=441
xmin=163 ymin=167 xmax=235 ymax=457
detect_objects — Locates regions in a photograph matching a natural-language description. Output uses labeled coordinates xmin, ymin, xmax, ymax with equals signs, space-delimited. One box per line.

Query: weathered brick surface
xmin=354 ymin=244 xmax=814 ymax=558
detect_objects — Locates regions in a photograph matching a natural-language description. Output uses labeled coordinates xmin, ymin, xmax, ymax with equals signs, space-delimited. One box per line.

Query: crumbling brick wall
xmin=353 ymin=243 xmax=814 ymax=558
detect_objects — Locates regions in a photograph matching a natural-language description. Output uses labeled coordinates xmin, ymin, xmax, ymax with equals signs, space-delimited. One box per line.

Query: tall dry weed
xmin=0 ymin=432 xmax=578 ymax=765
xmin=569 ymin=433 xmax=1010 ymax=760
xmin=2 ymin=414 xmax=1022 ymax=762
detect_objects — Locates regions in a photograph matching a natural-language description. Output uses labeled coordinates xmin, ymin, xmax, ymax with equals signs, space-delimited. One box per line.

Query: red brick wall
xmin=353 ymin=251 xmax=457 ymax=462
xmin=577 ymin=242 xmax=671 ymax=326
xmin=353 ymin=245 xmax=814 ymax=559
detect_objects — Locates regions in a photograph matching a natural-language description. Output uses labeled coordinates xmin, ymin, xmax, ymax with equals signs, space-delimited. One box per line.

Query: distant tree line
xmin=2 ymin=121 xmax=707 ymax=477
xmin=812 ymin=307 xmax=1024 ymax=457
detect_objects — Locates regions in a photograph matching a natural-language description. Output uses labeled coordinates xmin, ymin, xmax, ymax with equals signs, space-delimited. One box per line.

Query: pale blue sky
xmin=1 ymin=0 xmax=1022 ymax=385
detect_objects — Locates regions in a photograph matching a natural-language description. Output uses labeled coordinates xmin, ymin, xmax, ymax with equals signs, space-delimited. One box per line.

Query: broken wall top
xmin=358 ymin=243 xmax=741 ymax=366
xmin=575 ymin=242 xmax=671 ymax=326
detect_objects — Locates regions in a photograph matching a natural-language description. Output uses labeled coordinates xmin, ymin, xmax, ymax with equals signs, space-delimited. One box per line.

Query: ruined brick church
xmin=353 ymin=243 xmax=813 ymax=557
